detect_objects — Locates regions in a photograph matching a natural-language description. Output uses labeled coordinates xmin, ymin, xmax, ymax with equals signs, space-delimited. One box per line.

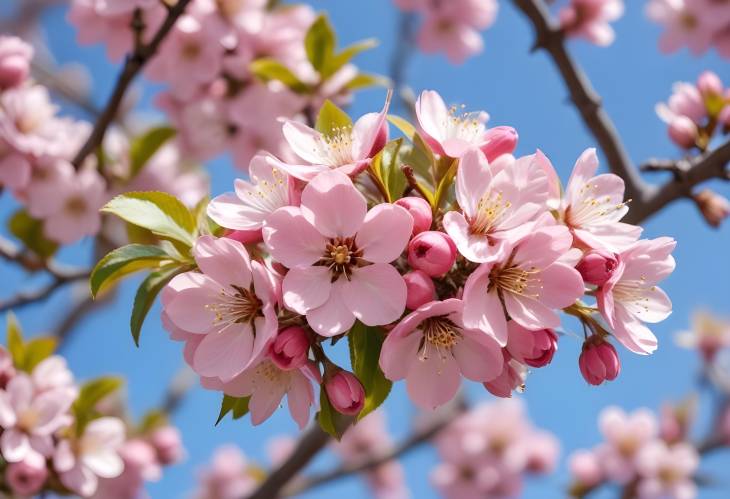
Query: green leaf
xmin=102 ymin=192 xmax=196 ymax=247
xmin=22 ymin=337 xmax=57 ymax=371
xmin=216 ymin=395 xmax=250 ymax=425
xmin=128 ymin=126 xmax=177 ymax=179
xmin=347 ymin=322 xmax=392 ymax=420
xmin=130 ymin=264 xmax=191 ymax=346
xmin=6 ymin=312 xmax=24 ymax=368
xmin=345 ymin=73 xmax=389 ymax=91
xmin=90 ymin=244 xmax=173 ymax=298
xmin=316 ymin=100 xmax=352 ymax=138
xmin=316 ymin=389 xmax=352 ymax=440
xmin=433 ymin=158 xmax=459 ymax=212
xmin=387 ymin=114 xmax=417 ymax=138
xmin=138 ymin=410 xmax=169 ymax=434
xmin=323 ymin=39 xmax=378 ymax=79
xmin=305 ymin=15 xmax=336 ymax=73
xmin=250 ymin=58 xmax=308 ymax=93
xmin=73 ymin=376 xmax=124 ymax=434
xmin=371 ymin=139 xmax=407 ymax=203
xmin=8 ymin=210 xmax=58 ymax=260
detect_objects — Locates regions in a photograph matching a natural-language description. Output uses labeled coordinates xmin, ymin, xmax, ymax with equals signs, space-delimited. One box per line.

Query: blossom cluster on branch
xmin=0 ymin=314 xmax=184 ymax=497
xmin=647 ymin=0 xmax=730 ymax=59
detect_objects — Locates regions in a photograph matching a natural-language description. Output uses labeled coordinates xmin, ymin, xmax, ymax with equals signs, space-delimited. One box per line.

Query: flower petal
xmin=452 ymin=333 xmax=503 ymax=382
xmin=300 ymin=170 xmax=367 ymax=238
xmin=406 ymin=353 xmax=461 ymax=410
xmin=282 ymin=266 xmax=332 ymax=314
xmin=263 ymin=206 xmax=326 ymax=268
xmin=380 ymin=328 xmax=422 ymax=381
xmin=193 ymin=235 xmax=252 ymax=289
xmin=306 ymin=278 xmax=356 ymax=337
xmin=356 ymin=204 xmax=413 ymax=263
xmin=342 ymin=264 xmax=406 ymax=326
xmin=193 ymin=324 xmax=255 ymax=381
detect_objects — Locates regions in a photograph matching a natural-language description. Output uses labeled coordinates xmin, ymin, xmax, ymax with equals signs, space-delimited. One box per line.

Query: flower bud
xmin=569 ymin=450 xmax=603 ymax=488
xmin=579 ymin=338 xmax=620 ymax=386
xmin=507 ymin=322 xmax=558 ymax=368
xmin=394 ymin=197 xmax=432 ymax=235
xmin=668 ymin=116 xmax=697 ymax=149
xmin=5 ymin=459 xmax=47 ymax=496
xmin=480 ymin=126 xmax=518 ymax=162
xmin=407 ymin=231 xmax=456 ymax=277
xmin=224 ymin=229 xmax=263 ymax=244
xmin=693 ymin=189 xmax=730 ymax=228
xmin=0 ymin=37 xmax=33 ymax=89
xmin=269 ymin=326 xmax=310 ymax=371
xmin=576 ymin=249 xmax=618 ymax=287
xmin=325 ymin=370 xmax=365 ymax=415
xmin=697 ymin=70 xmax=723 ymax=99
xmin=403 ymin=270 xmax=436 ymax=310
xmin=484 ymin=350 xmax=527 ymax=398
xmin=149 ymin=426 xmax=185 ymax=465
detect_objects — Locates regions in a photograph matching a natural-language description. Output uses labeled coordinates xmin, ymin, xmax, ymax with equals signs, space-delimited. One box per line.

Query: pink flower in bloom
xmin=325 ymin=370 xmax=365 ymax=415
xmin=559 ymin=0 xmax=625 ymax=46
xmin=443 ymin=148 xmax=550 ymax=263
xmin=462 ymin=218 xmax=584 ymax=346
xmin=91 ymin=439 xmax=161 ymax=499
xmin=636 ymin=441 xmax=699 ymax=498
xmin=645 ymin=0 xmax=718 ymax=55
xmin=149 ymin=426 xmax=185 ymax=465
xmin=263 ymin=170 xmax=412 ymax=336
xmin=561 ymin=148 xmax=641 ymax=252
xmin=54 ymin=417 xmax=126 ymax=497
xmin=0 ymin=36 xmax=33 ymax=89
xmin=380 ymin=299 xmax=503 ymax=409
xmin=0 ymin=85 xmax=60 ymax=157
xmin=193 ymin=446 xmax=259 ymax=499
xmin=597 ymin=237 xmax=676 ymax=354
xmin=569 ymin=449 xmax=603 ymax=487
xmin=0 ymin=374 xmax=75 ymax=466
xmin=31 ymin=355 xmax=76 ymax=393
xmin=163 ymin=235 xmax=278 ymax=382
xmin=596 ymin=406 xmax=658 ymax=483
xmin=207 ymin=154 xmax=297 ymax=234
xmin=203 ymin=359 xmax=320 ymax=429
xmin=5 ymin=458 xmax=48 ymax=496
xmin=274 ymin=94 xmax=391 ymax=181
xmin=675 ymin=309 xmax=730 ymax=362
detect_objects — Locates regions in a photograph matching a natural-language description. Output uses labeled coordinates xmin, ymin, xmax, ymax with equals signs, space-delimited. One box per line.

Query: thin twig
xmin=31 ymin=61 xmax=105 ymax=120
xmin=0 ymin=269 xmax=90 ymax=313
xmin=162 ymin=365 xmax=197 ymax=414
xmin=71 ymin=0 xmax=194 ymax=168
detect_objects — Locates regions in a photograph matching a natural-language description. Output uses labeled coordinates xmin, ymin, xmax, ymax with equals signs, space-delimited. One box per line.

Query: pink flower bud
xmin=668 ymin=116 xmax=697 ymax=149
xmin=224 ymin=228 xmax=263 ymax=244
xmin=325 ymin=370 xmax=365 ymax=416
xmin=484 ymin=350 xmax=527 ymax=398
xmin=576 ymin=249 xmax=618 ymax=287
xmin=480 ymin=126 xmax=518 ymax=162
xmin=5 ymin=459 xmax=47 ymax=496
xmin=403 ymin=270 xmax=436 ymax=310
xmin=0 ymin=36 xmax=33 ymax=89
xmin=523 ymin=329 xmax=558 ymax=368
xmin=269 ymin=326 xmax=310 ymax=371
xmin=579 ymin=338 xmax=620 ymax=386
xmin=149 ymin=426 xmax=185 ymax=465
xmin=569 ymin=450 xmax=603 ymax=487
xmin=693 ymin=189 xmax=730 ymax=228
xmin=697 ymin=70 xmax=723 ymax=99
xmin=394 ymin=197 xmax=432 ymax=235
xmin=407 ymin=231 xmax=456 ymax=277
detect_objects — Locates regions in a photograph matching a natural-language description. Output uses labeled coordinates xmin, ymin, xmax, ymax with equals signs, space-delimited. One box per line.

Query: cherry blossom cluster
xmin=393 ymin=0 xmax=498 ymax=64
xmin=568 ymin=406 xmax=700 ymax=498
xmin=152 ymin=86 xmax=677 ymax=434
xmin=676 ymin=309 xmax=730 ymax=363
xmin=0 ymin=339 xmax=184 ymax=497
xmin=656 ymin=70 xmax=730 ymax=151
xmin=557 ymin=0 xmax=625 ymax=46
xmin=432 ymin=399 xmax=558 ymax=498
xmin=646 ymin=0 xmax=730 ymax=59
xmin=68 ymin=0 xmax=373 ymax=171
xmin=0 ymin=35 xmax=207 ymax=247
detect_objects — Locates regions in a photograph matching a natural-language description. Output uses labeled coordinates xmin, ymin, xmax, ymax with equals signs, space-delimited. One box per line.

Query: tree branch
xmin=0 ymin=269 xmax=90 ymax=313
xmin=71 ymin=0 xmax=193 ymax=168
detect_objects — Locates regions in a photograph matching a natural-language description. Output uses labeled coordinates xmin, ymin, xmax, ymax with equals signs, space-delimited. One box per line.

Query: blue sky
xmin=3 ymin=0 xmax=730 ymax=497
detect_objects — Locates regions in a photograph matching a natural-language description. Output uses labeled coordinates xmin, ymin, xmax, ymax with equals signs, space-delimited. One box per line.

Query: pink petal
xmin=415 ymin=90 xmax=449 ymax=149
xmin=537 ymin=263 xmax=584 ymax=309
xmin=380 ymin=329 xmax=422 ymax=381
xmin=53 ymin=439 xmax=76 ymax=472
xmin=306 ymin=278 xmax=356 ymax=336
xmin=60 ymin=465 xmax=98 ymax=497
xmin=462 ymin=265 xmax=508 ymax=346
xmin=566 ymin=148 xmax=599 ymax=202
xmin=356 ymin=204 xmax=413 ymax=263
xmin=249 ymin=376 xmax=287 ymax=426
xmin=263 ymin=206 xmax=326 ymax=268
xmin=193 ymin=235 xmax=252 ymax=289
xmin=282 ymin=119 xmax=328 ymax=164
xmin=164 ymin=274 xmax=218 ymax=334
xmin=193 ymin=324 xmax=255 ymax=381
xmin=455 ymin=148 xmax=492 ymax=217
xmin=287 ymin=371 xmax=314 ymax=430
xmin=612 ymin=305 xmax=658 ymax=355
xmin=351 ymin=92 xmax=391 ymax=159
xmin=452 ymin=333 xmax=503 ymax=382
xmin=342 ymin=264 xmax=406 ymax=326
xmin=300 ymin=170 xmax=367 ymax=238
xmin=267 ymin=156 xmax=329 ymax=182
xmin=30 ymin=389 xmax=75 ymax=434
xmin=443 ymin=211 xmax=504 ymax=263
xmin=0 ymin=391 xmax=17 ymax=428
xmin=1 ymin=429 xmax=29 ymax=462
xmin=504 ymin=292 xmax=561 ymax=331
xmin=207 ymin=192 xmax=266 ymax=231
xmin=282 ymin=266 xmax=332 ymax=314
xmin=623 ymin=286 xmax=672 ymax=324
xmin=406 ymin=353 xmax=461 ymax=410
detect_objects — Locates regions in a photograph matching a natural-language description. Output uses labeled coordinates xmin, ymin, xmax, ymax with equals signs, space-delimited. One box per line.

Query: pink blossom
xmin=325 ymin=370 xmax=365 ymax=415
xmin=263 ymin=170 xmax=412 ymax=336
xmin=576 ymin=249 xmax=619 ymax=286
xmin=0 ymin=149 xmax=31 ymax=190
xmin=5 ymin=457 xmax=48 ymax=496
xmin=506 ymin=322 xmax=558 ymax=368
xmin=269 ymin=326 xmax=310 ymax=371
xmin=273 ymin=94 xmax=391 ymax=181
xmin=380 ymin=299 xmax=503 ymax=410
xmin=0 ymin=85 xmax=60 ymax=156
xmin=394 ymin=196 xmax=432 ymax=235
xmin=561 ymin=148 xmax=641 ymax=252
xmin=597 ymin=406 xmax=658 ymax=483
xmin=645 ymin=0 xmax=718 ymax=56
xmin=636 ymin=441 xmax=698 ymax=498
xmin=149 ymin=426 xmax=185 ymax=465
xmin=525 ymin=431 xmax=561 ymax=474
xmin=559 ymin=0 xmax=625 ymax=46
xmin=31 ymin=355 xmax=76 ymax=393
xmin=569 ymin=449 xmax=603 ymax=487
xmin=481 ymin=126 xmax=519 ymax=162
xmin=163 ymin=235 xmax=278 ymax=381
xmin=0 ymin=345 xmax=16 ymax=388
xmin=462 ymin=217 xmax=584 ymax=346
xmin=675 ymin=309 xmax=730 ymax=362
xmin=668 ymin=115 xmax=698 ymax=148
xmin=696 ymin=69 xmax=724 ymax=99
xmin=0 ymin=36 xmax=33 ymax=89
xmin=203 ymin=358 xmax=320 ymax=429
xmin=193 ymin=446 xmax=259 ymax=499
xmin=54 ymin=417 xmax=126 ymax=497
xmin=579 ymin=337 xmax=621 ymax=385
xmin=597 ymin=237 xmax=676 ymax=355
xmin=656 ymin=81 xmax=707 ymax=125
xmin=92 ymin=439 xmax=160 ymax=499
xmin=407 ymin=231 xmax=457 ymax=277
xmin=0 ymin=374 xmax=75 ymax=465
xmin=207 ymin=154 xmax=297 ymax=233
xmin=403 ymin=270 xmax=436 ymax=310
xmin=443 ymin=149 xmax=550 ymax=262
xmin=483 ymin=349 xmax=528 ymax=398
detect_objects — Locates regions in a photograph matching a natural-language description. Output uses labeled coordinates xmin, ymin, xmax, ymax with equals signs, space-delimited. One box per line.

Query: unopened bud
xmin=395 ymin=197 xmax=432 ymax=235
xmin=693 ymin=189 xmax=730 ymax=228
xmin=579 ymin=337 xmax=620 ymax=386
xmin=576 ymin=249 xmax=619 ymax=287
xmin=325 ymin=370 xmax=365 ymax=416
xmin=480 ymin=126 xmax=518 ymax=162
xmin=407 ymin=231 xmax=457 ymax=277
xmin=668 ymin=116 xmax=698 ymax=149
xmin=269 ymin=326 xmax=310 ymax=370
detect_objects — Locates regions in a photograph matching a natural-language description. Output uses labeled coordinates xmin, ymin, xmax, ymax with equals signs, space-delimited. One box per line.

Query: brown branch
xmin=71 ymin=0 xmax=194 ymax=168
xmin=0 ymin=269 xmax=90 ymax=313
xmin=162 ymin=365 xmax=197 ymax=414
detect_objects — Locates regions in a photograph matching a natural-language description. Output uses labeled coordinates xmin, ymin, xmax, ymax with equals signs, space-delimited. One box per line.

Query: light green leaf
xmin=8 ymin=210 xmax=58 ymax=260
xmin=216 ymin=395 xmax=250 ymax=425
xmin=250 ymin=58 xmax=308 ymax=93
xmin=316 ymin=388 xmax=353 ymax=440
xmin=90 ymin=244 xmax=174 ymax=298
xmin=345 ymin=73 xmax=389 ymax=91
xmin=130 ymin=264 xmax=191 ymax=346
xmin=387 ymin=114 xmax=417 ymax=138
xmin=433 ymin=158 xmax=459 ymax=213
xmin=73 ymin=376 xmax=124 ymax=434
xmin=6 ymin=312 xmax=24 ymax=368
xmin=102 ymin=192 xmax=196 ymax=247
xmin=347 ymin=322 xmax=392 ymax=420
xmin=138 ymin=410 xmax=168 ymax=434
xmin=22 ymin=337 xmax=57 ymax=371
xmin=316 ymin=100 xmax=352 ymax=138
xmin=305 ymin=15 xmax=336 ymax=73
xmin=323 ymin=39 xmax=378 ymax=78
xmin=371 ymin=139 xmax=407 ymax=203
xmin=128 ymin=126 xmax=177 ymax=179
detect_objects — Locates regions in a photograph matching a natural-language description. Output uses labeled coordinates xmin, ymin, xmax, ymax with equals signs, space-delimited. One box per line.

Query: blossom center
xmin=254 ymin=360 xmax=285 ymax=384
xmin=612 ymin=276 xmax=655 ymax=311
xmin=489 ymin=264 xmax=541 ymax=299
xmin=64 ymin=196 xmax=88 ymax=216
xmin=565 ymin=182 xmax=626 ymax=227
xmin=442 ymin=105 xmax=487 ymax=144
xmin=208 ymin=285 xmax=262 ymax=326
xmin=469 ymin=190 xmax=511 ymax=236
xmin=418 ymin=316 xmax=462 ymax=362
xmin=319 ymin=237 xmax=363 ymax=281
xmin=17 ymin=409 xmax=39 ymax=431
xmin=182 ymin=43 xmax=201 ymax=60
xmin=319 ymin=128 xmax=354 ymax=166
